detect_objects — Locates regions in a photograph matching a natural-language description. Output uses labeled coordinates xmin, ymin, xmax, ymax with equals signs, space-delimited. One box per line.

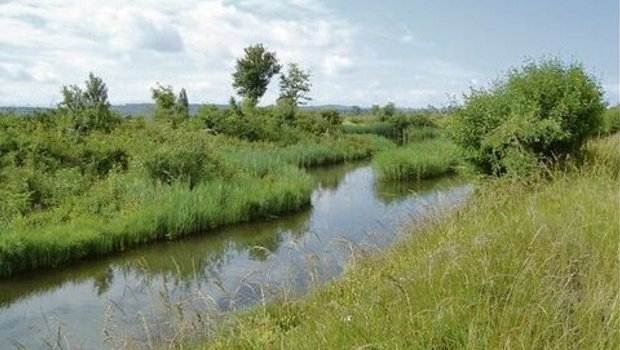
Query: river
xmin=0 ymin=162 xmax=471 ymax=349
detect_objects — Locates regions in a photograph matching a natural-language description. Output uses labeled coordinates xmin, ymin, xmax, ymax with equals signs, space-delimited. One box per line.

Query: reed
xmin=373 ymin=138 xmax=459 ymax=181
xmin=202 ymin=134 xmax=619 ymax=349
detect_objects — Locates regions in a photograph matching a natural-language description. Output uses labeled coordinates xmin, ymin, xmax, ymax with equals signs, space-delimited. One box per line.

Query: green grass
xmin=0 ymin=112 xmax=394 ymax=277
xmin=201 ymin=134 xmax=619 ymax=349
xmin=0 ymin=163 xmax=313 ymax=277
xmin=342 ymin=121 xmax=395 ymax=137
xmin=373 ymin=138 xmax=460 ymax=181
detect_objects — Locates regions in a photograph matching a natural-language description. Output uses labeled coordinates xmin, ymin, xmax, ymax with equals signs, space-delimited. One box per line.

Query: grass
xmin=0 ymin=112 xmax=394 ymax=277
xmin=342 ymin=121 xmax=395 ymax=137
xmin=0 ymin=163 xmax=313 ymax=277
xmin=373 ymin=138 xmax=460 ymax=181
xmin=200 ymin=134 xmax=619 ymax=349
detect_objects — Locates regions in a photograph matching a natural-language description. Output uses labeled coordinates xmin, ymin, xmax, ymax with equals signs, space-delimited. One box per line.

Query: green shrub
xmin=294 ymin=111 xmax=331 ymax=136
xmin=449 ymin=58 xmax=605 ymax=176
xmin=600 ymin=105 xmax=620 ymax=135
xmin=145 ymin=146 xmax=210 ymax=189
xmin=320 ymin=109 xmax=343 ymax=126
xmin=79 ymin=148 xmax=129 ymax=177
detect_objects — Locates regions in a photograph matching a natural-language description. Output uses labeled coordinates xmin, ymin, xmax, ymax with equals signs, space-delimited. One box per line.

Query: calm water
xmin=0 ymin=162 xmax=471 ymax=349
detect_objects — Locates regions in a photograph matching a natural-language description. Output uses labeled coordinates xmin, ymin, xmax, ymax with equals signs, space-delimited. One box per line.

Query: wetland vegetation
xmin=0 ymin=41 xmax=617 ymax=350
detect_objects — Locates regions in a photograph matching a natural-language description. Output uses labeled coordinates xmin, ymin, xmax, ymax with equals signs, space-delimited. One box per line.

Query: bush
xmin=145 ymin=147 xmax=208 ymax=189
xmin=449 ymin=58 xmax=605 ymax=176
xmin=600 ymin=105 xmax=620 ymax=135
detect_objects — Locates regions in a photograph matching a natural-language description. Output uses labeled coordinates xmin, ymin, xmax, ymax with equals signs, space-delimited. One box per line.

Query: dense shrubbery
xmin=448 ymin=59 xmax=605 ymax=176
xmin=343 ymin=111 xmax=439 ymax=143
xmin=600 ymin=105 xmax=620 ymax=135
xmin=0 ymin=105 xmax=393 ymax=276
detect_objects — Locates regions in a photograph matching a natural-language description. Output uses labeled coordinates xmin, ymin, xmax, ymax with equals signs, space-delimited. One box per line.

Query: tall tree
xmin=232 ymin=44 xmax=281 ymax=105
xmin=151 ymin=84 xmax=176 ymax=120
xmin=278 ymin=63 xmax=311 ymax=107
xmin=58 ymin=72 xmax=115 ymax=133
xmin=176 ymin=88 xmax=189 ymax=119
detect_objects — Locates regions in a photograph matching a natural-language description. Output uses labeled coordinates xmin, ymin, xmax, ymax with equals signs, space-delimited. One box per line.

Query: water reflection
xmin=0 ymin=162 xmax=471 ymax=348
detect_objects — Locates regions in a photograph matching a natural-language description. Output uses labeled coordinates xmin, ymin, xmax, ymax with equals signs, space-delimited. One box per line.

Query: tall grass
xmin=0 ymin=164 xmax=312 ymax=277
xmin=373 ymin=138 xmax=460 ymax=181
xmin=202 ymin=134 xmax=619 ymax=349
xmin=342 ymin=122 xmax=395 ymax=137
xmin=0 ymin=110 xmax=394 ymax=277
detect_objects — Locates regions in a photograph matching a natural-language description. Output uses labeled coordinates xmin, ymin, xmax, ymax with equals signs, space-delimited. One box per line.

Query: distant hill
xmin=0 ymin=106 xmax=51 ymax=115
xmin=0 ymin=104 xmax=206 ymax=116
xmin=1 ymin=104 xmax=431 ymax=116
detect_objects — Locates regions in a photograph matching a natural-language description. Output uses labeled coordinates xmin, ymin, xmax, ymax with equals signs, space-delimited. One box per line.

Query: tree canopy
xmin=232 ymin=44 xmax=282 ymax=104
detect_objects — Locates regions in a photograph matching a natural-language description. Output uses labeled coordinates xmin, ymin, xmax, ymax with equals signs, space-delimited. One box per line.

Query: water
xmin=0 ymin=162 xmax=471 ymax=348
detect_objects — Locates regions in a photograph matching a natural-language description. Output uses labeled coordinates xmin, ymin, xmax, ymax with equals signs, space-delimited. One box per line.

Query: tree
xmin=351 ymin=106 xmax=362 ymax=116
xmin=448 ymin=58 xmax=605 ymax=176
xmin=176 ymin=88 xmax=189 ymax=119
xmin=151 ymin=84 xmax=189 ymax=124
xmin=232 ymin=44 xmax=282 ymax=105
xmin=151 ymin=84 xmax=176 ymax=119
xmin=58 ymin=73 xmax=115 ymax=133
xmin=370 ymin=104 xmax=381 ymax=117
xmin=381 ymin=102 xmax=396 ymax=120
xmin=278 ymin=63 xmax=311 ymax=107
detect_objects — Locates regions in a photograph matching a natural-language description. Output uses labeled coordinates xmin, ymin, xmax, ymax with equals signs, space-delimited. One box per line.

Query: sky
xmin=0 ymin=0 xmax=618 ymax=108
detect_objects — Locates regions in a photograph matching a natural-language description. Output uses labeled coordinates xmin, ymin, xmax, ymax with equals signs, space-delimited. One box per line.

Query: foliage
xmin=232 ymin=44 xmax=282 ymax=104
xmin=57 ymin=73 xmax=117 ymax=133
xmin=0 ymin=107 xmax=392 ymax=276
xmin=600 ymin=105 xmax=620 ymax=135
xmin=373 ymin=138 xmax=459 ymax=180
xmin=151 ymin=84 xmax=189 ymax=125
xmin=279 ymin=63 xmax=312 ymax=107
xmin=177 ymin=88 xmax=190 ymax=119
xmin=205 ymin=134 xmax=619 ymax=350
xmin=343 ymin=111 xmax=439 ymax=143
xmin=448 ymin=58 xmax=606 ymax=176
xmin=320 ymin=109 xmax=342 ymax=128
xmin=370 ymin=104 xmax=381 ymax=117
xmin=380 ymin=101 xmax=396 ymax=121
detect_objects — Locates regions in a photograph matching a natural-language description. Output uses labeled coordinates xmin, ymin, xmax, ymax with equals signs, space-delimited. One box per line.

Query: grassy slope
xmin=204 ymin=135 xmax=619 ymax=349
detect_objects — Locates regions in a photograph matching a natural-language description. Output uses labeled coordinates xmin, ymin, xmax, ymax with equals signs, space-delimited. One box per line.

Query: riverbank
xmin=0 ymin=113 xmax=393 ymax=278
xmin=202 ymin=134 xmax=619 ymax=349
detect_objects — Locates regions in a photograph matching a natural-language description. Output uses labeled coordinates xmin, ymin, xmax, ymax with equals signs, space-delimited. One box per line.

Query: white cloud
xmin=322 ymin=54 xmax=354 ymax=76
xmin=95 ymin=7 xmax=184 ymax=53
xmin=0 ymin=0 xmax=360 ymax=106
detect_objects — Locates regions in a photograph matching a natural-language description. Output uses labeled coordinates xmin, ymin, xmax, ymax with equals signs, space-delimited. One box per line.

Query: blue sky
xmin=0 ymin=0 xmax=618 ymax=107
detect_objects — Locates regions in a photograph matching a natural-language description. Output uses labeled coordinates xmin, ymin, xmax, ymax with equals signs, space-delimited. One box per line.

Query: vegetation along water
xmin=0 ymin=39 xmax=618 ymax=350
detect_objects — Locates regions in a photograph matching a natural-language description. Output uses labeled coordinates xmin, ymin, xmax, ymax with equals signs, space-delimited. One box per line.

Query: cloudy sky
xmin=0 ymin=0 xmax=618 ymax=107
